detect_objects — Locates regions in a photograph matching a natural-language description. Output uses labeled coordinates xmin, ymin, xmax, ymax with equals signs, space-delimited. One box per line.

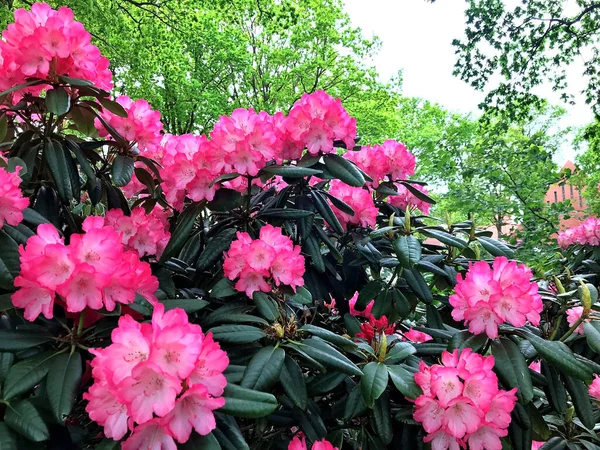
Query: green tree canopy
xmin=453 ymin=0 xmax=600 ymax=116
xmin=1 ymin=0 xmax=399 ymax=136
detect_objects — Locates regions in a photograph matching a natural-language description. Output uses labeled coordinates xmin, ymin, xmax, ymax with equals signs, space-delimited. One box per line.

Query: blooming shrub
xmin=0 ymin=4 xmax=599 ymax=450
xmin=557 ymin=216 xmax=600 ymax=247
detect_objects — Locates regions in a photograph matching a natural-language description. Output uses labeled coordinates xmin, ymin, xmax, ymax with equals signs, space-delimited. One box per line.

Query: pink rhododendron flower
xmin=345 ymin=139 xmax=415 ymax=187
xmin=387 ymin=183 xmax=431 ymax=215
xmin=0 ymin=3 xmax=113 ymax=96
xmin=557 ymin=217 xmax=600 ymax=248
xmin=210 ymin=108 xmax=280 ymax=176
xmin=328 ymin=180 xmax=378 ymax=230
xmin=285 ymin=90 xmax=356 ymax=154
xmin=449 ymin=257 xmax=542 ymax=338
xmin=403 ymin=327 xmax=433 ymax=343
xmin=413 ymin=349 xmax=517 ymax=448
xmin=89 ymin=207 xmax=171 ymax=258
xmin=86 ymin=304 xmax=228 ymax=445
xmin=589 ymin=374 xmax=600 ymax=401
xmin=532 ymin=442 xmax=545 ymax=450
xmin=529 ymin=360 xmax=541 ymax=373
xmin=348 ymin=291 xmax=374 ymax=319
xmin=224 ymin=225 xmax=305 ymax=298
xmin=12 ymin=222 xmax=158 ymax=321
xmin=0 ymin=166 xmax=28 ymax=227
xmin=288 ymin=434 xmax=339 ymax=450
xmin=121 ymin=419 xmax=177 ymax=450
xmin=566 ymin=306 xmax=588 ymax=335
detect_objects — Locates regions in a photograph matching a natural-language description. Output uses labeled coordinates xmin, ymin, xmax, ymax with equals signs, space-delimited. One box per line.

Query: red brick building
xmin=544 ymin=161 xmax=587 ymax=230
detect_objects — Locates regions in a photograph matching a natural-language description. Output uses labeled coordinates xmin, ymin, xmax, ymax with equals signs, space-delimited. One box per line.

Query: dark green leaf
xmin=252 ymin=292 xmax=279 ymax=322
xmin=21 ymin=208 xmax=51 ymax=226
xmin=541 ymin=362 xmax=567 ymax=414
xmin=361 ymin=362 xmax=388 ymax=408
xmin=257 ymin=208 xmax=314 ymax=219
xmin=388 ymin=365 xmax=421 ymax=399
xmin=0 ymin=116 xmax=7 ymax=142
xmin=98 ymin=97 xmax=128 ymax=117
xmin=343 ymin=313 xmax=361 ymax=337
xmin=0 ymin=231 xmax=20 ymax=291
xmin=44 ymin=139 xmax=72 ymax=203
xmin=0 ymin=329 xmax=53 ymax=352
xmin=294 ymin=338 xmax=362 ymax=376
xmin=45 ymin=87 xmax=71 ymax=116
xmin=344 ymin=384 xmax=367 ymax=420
xmin=207 ymin=188 xmax=243 ymax=212
xmin=311 ymin=191 xmax=344 ymax=234
xmin=220 ymin=384 xmax=278 ymax=418
xmin=403 ymin=268 xmax=433 ymax=303
xmin=214 ymin=413 xmax=249 ymax=450
xmin=323 ymin=154 xmax=365 ymax=187
xmin=525 ymin=403 xmax=551 ymax=441
xmin=538 ymin=437 xmax=567 ymax=450
xmin=210 ymin=278 xmax=237 ymax=299
xmin=385 ymin=342 xmax=416 ymax=364
xmin=418 ymin=228 xmax=467 ymax=248
xmin=563 ymin=375 xmax=595 ymax=429
xmin=448 ymin=330 xmax=488 ymax=353
xmin=491 ymin=338 xmax=533 ymax=403
xmin=262 ymin=165 xmax=322 ymax=177
xmin=394 ymin=235 xmax=421 ymax=268
xmin=280 ymin=356 xmax=307 ymax=409
xmin=181 ymin=433 xmax=222 ymax=450
xmin=0 ymin=353 xmax=14 ymax=383
xmin=5 ymin=400 xmax=49 ymax=442
xmin=525 ymin=332 xmax=594 ymax=380
xmin=303 ymin=235 xmax=325 ymax=273
xmin=0 ymin=422 xmax=18 ymax=450
xmin=58 ymin=76 xmax=94 ymax=87
xmin=196 ymin=228 xmax=237 ymax=271
xmin=160 ymin=202 xmax=203 ymax=263
xmin=158 ymin=298 xmax=209 ymax=313
xmin=3 ymin=351 xmax=57 ymax=400
xmin=308 ymin=372 xmax=347 ymax=395
xmin=371 ymin=393 xmax=392 ymax=445
xmin=356 ymin=280 xmax=384 ymax=310
xmin=322 ymin=191 xmax=355 ymax=216
xmin=300 ymin=324 xmax=357 ymax=352
xmin=111 ymin=154 xmax=134 ymax=187
xmin=210 ymin=325 xmax=266 ymax=344
xmin=399 ymin=181 xmax=436 ymax=204
xmin=583 ymin=322 xmax=600 ymax=354
xmin=47 ymin=352 xmax=82 ymax=424
xmin=477 ymin=236 xmax=515 ymax=258
xmin=240 ymin=346 xmax=285 ymax=391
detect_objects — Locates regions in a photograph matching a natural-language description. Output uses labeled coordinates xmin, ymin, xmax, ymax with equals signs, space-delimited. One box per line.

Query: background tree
xmin=452 ymin=0 xmax=600 ymax=116
xmin=1 ymin=0 xmax=400 ymax=137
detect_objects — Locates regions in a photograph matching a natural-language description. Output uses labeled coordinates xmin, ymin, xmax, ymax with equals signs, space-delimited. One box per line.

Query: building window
xmin=580 ymin=193 xmax=583 ymax=207
xmin=570 ymin=185 xmax=574 ymax=198
xmin=561 ymin=184 xmax=566 ymax=201
xmin=554 ymin=191 xmax=558 ymax=203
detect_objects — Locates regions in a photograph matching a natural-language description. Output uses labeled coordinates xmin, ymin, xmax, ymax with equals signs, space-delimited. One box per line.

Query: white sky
xmin=344 ymin=0 xmax=595 ymax=164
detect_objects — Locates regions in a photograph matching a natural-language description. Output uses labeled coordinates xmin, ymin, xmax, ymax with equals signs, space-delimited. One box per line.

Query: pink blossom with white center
xmin=121 ymin=419 xmax=177 ymax=450
xmin=0 ymin=166 xmax=29 ymax=227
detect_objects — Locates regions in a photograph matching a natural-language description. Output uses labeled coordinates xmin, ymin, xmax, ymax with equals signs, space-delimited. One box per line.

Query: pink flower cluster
xmin=344 ymin=139 xmax=415 ymax=187
xmin=414 ymin=349 xmax=517 ymax=450
xmin=95 ymin=95 xmax=164 ymax=157
xmin=160 ymin=134 xmax=222 ymax=210
xmin=0 ymin=3 xmax=112 ymax=94
xmin=85 ymin=304 xmax=228 ymax=449
xmin=0 ymin=166 xmax=28 ymax=228
xmin=557 ymin=217 xmax=600 ymax=248
xmin=211 ymin=108 xmax=280 ymax=176
xmin=223 ymin=225 xmax=305 ymax=298
xmin=328 ymin=180 xmax=378 ymax=231
xmin=12 ymin=222 xmax=157 ymax=321
xmin=285 ymin=90 xmax=356 ymax=155
xmin=449 ymin=257 xmax=542 ymax=339
xmin=388 ymin=183 xmax=431 ymax=215
xmin=402 ymin=327 xmax=433 ymax=343
xmin=590 ymin=375 xmax=600 ymax=401
xmin=289 ymin=434 xmax=338 ymax=450
xmin=89 ymin=207 xmax=171 ymax=259
xmin=348 ymin=291 xmax=374 ymax=318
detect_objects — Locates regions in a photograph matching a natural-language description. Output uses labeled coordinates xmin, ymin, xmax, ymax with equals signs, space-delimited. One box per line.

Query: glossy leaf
xmin=361 ymin=362 xmax=389 ymax=408
xmin=196 ymin=228 xmax=237 ymax=271
xmin=388 ymin=365 xmax=421 ymax=399
xmin=394 ymin=235 xmax=421 ymax=268
xmin=279 ymin=356 xmax=307 ymax=410
xmin=45 ymin=87 xmax=71 ymax=116
xmin=5 ymin=400 xmax=49 ymax=442
xmin=111 ymin=154 xmax=134 ymax=187
xmin=160 ymin=202 xmax=203 ymax=263
xmin=240 ymin=346 xmax=285 ymax=391
xmin=47 ymin=352 xmax=82 ymax=424
xmin=220 ymin=384 xmax=278 ymax=418
xmin=294 ymin=338 xmax=362 ymax=376
xmin=3 ymin=351 xmax=57 ymax=400
xmin=323 ymin=154 xmax=365 ymax=187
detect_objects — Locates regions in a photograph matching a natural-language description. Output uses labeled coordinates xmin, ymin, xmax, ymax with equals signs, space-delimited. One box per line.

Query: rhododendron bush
xmin=0 ymin=4 xmax=600 ymax=450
